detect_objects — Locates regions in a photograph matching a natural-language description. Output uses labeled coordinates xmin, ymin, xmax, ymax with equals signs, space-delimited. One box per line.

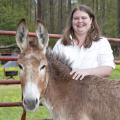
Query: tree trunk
xmin=58 ymin=0 xmax=63 ymax=33
xmin=116 ymin=0 xmax=120 ymax=55
xmin=117 ymin=0 xmax=120 ymax=34
xmin=49 ymin=0 xmax=54 ymax=33
xmin=37 ymin=0 xmax=43 ymax=20
xmin=68 ymin=0 xmax=71 ymax=13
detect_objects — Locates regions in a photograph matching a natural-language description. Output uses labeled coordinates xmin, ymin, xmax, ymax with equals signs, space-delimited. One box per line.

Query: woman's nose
xmin=78 ymin=18 xmax=82 ymax=22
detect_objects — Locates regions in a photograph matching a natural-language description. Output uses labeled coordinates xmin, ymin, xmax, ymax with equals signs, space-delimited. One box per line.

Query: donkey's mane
xmin=46 ymin=48 xmax=72 ymax=81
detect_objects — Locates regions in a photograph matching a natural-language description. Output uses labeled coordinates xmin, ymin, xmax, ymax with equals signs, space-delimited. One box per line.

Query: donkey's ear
xmin=36 ymin=20 xmax=49 ymax=53
xmin=16 ymin=19 xmax=28 ymax=52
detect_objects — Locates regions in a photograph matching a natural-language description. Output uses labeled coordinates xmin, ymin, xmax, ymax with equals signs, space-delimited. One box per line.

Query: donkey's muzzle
xmin=23 ymin=97 xmax=39 ymax=111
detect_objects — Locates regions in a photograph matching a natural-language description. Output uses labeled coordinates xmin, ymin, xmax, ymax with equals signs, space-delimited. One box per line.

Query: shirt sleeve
xmin=98 ymin=37 xmax=115 ymax=69
xmin=53 ymin=39 xmax=63 ymax=54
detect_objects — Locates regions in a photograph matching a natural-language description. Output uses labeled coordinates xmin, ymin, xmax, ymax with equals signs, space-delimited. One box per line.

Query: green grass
xmin=110 ymin=65 xmax=120 ymax=79
xmin=0 ymin=105 xmax=51 ymax=120
xmin=0 ymin=86 xmax=51 ymax=120
xmin=0 ymin=65 xmax=119 ymax=120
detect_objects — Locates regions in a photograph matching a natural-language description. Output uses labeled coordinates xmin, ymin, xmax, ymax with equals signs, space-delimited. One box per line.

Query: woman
xmin=53 ymin=4 xmax=115 ymax=80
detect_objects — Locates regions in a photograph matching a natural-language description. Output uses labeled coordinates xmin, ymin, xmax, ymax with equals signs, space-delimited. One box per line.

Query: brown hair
xmin=62 ymin=4 xmax=101 ymax=48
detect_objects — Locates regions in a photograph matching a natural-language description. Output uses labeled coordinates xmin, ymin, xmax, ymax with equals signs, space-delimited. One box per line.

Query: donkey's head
xmin=16 ymin=19 xmax=49 ymax=111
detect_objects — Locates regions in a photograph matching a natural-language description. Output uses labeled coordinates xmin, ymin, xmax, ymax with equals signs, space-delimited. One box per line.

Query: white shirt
xmin=53 ymin=37 xmax=115 ymax=69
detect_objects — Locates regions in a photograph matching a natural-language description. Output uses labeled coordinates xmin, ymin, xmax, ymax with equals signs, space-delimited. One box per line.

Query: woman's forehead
xmin=73 ymin=10 xmax=90 ymax=17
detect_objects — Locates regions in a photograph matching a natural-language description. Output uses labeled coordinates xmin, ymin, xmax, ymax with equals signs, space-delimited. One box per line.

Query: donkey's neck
xmin=42 ymin=49 xmax=72 ymax=110
xmin=46 ymin=49 xmax=72 ymax=82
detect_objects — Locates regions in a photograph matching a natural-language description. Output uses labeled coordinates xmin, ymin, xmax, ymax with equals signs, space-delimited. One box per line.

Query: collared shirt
xmin=53 ymin=37 xmax=115 ymax=69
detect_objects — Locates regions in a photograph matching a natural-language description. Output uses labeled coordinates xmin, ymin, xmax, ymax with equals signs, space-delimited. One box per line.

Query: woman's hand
xmin=70 ymin=66 xmax=113 ymax=80
xmin=70 ymin=69 xmax=89 ymax=80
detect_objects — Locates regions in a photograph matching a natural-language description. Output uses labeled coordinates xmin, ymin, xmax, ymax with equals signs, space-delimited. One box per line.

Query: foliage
xmin=0 ymin=0 xmax=119 ymax=35
xmin=0 ymin=1 xmax=26 ymax=30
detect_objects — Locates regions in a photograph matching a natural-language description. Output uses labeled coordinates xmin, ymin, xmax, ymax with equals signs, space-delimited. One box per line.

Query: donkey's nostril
xmin=24 ymin=98 xmax=36 ymax=105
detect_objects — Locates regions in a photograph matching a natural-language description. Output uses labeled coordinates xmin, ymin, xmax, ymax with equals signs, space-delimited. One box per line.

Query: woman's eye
xmin=40 ymin=65 xmax=46 ymax=70
xmin=73 ymin=17 xmax=79 ymax=20
xmin=81 ymin=16 xmax=88 ymax=19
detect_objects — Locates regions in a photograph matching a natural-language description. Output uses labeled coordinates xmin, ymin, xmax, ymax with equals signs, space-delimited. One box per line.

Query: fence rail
xmin=0 ymin=79 xmax=20 ymax=85
xmin=0 ymin=30 xmax=120 ymax=120
xmin=1 ymin=30 xmax=120 ymax=42
xmin=0 ymin=30 xmax=62 ymax=39
xmin=0 ymin=102 xmax=22 ymax=107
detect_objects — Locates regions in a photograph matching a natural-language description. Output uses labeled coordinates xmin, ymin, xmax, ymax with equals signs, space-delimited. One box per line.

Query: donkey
xmin=16 ymin=19 xmax=120 ymax=120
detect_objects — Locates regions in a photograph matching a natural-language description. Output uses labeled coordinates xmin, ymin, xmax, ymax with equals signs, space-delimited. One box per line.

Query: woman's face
xmin=72 ymin=10 xmax=92 ymax=36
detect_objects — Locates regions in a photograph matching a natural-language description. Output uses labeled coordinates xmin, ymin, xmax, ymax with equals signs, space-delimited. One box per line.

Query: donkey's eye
xmin=18 ymin=64 xmax=24 ymax=70
xmin=40 ymin=65 xmax=46 ymax=70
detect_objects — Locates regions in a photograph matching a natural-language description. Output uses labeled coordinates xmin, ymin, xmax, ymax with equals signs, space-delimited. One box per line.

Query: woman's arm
xmin=70 ymin=66 xmax=113 ymax=80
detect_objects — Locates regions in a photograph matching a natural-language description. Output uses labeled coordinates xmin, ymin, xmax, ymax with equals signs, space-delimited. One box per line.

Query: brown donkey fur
xmin=16 ymin=19 xmax=120 ymax=120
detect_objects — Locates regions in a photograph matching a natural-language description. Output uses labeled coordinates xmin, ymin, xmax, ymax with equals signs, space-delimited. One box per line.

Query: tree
xmin=37 ymin=0 xmax=44 ymax=20
xmin=58 ymin=0 xmax=63 ymax=33
xmin=49 ymin=0 xmax=54 ymax=33
xmin=117 ymin=0 xmax=120 ymax=35
xmin=68 ymin=0 xmax=71 ymax=13
xmin=116 ymin=0 xmax=120 ymax=55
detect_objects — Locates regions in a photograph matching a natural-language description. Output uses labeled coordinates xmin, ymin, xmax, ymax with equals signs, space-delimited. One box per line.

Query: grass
xmin=0 ymin=86 xmax=51 ymax=120
xmin=0 ymin=105 xmax=51 ymax=120
xmin=0 ymin=65 xmax=120 ymax=120
xmin=110 ymin=65 xmax=120 ymax=79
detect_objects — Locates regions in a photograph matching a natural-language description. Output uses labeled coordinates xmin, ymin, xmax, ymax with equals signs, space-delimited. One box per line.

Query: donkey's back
xmin=44 ymin=60 xmax=120 ymax=120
